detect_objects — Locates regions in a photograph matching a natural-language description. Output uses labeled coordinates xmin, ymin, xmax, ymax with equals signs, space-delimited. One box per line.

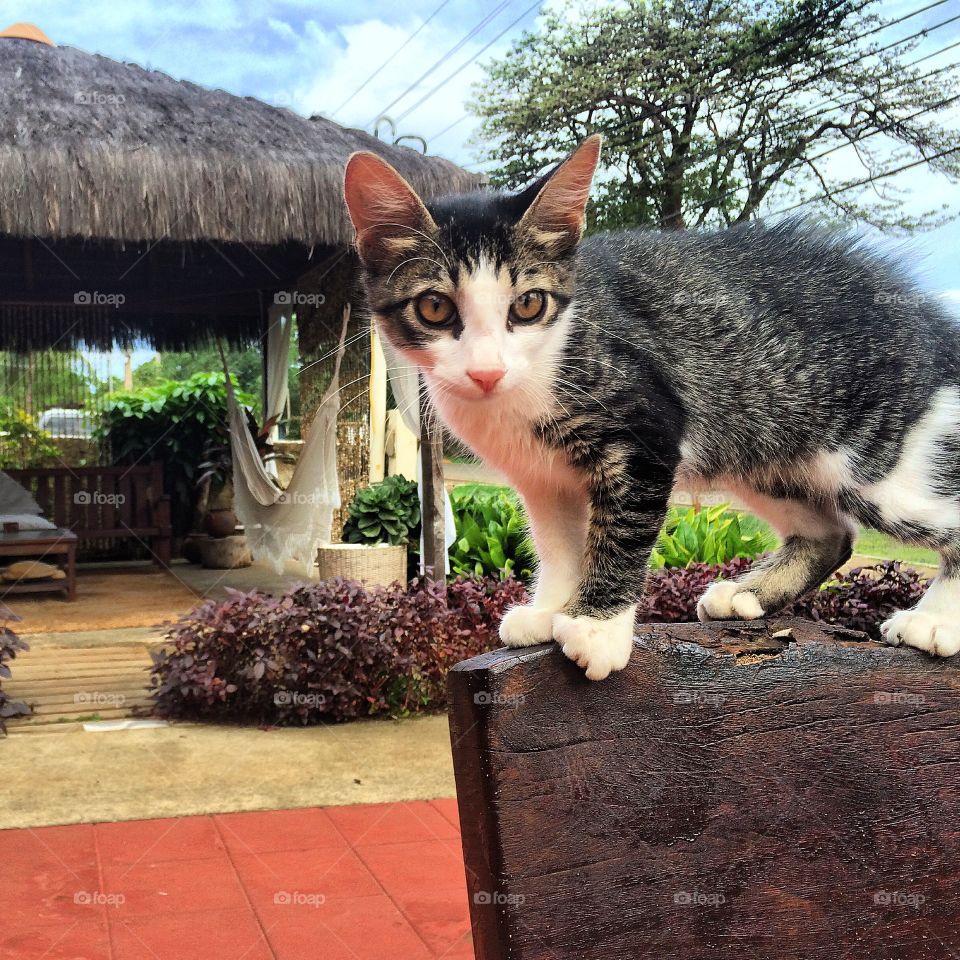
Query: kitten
xmin=343 ymin=135 xmax=960 ymax=680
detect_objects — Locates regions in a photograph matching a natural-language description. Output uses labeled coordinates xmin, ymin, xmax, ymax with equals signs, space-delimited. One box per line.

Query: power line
xmin=765 ymin=143 xmax=960 ymax=217
xmin=430 ymin=6 xmax=959 ymax=152
xmin=429 ymin=110 xmax=472 ymax=141
xmin=484 ymin=0 xmax=959 ymax=200
xmin=328 ymin=0 xmax=455 ymax=119
xmin=604 ymin=0 xmax=957 ymax=153
xmin=669 ymin=29 xmax=960 ymax=181
xmin=370 ymin=0 xmax=514 ymax=127
xmin=395 ymin=0 xmax=542 ymax=124
xmin=469 ymin=0 xmax=863 ymax=178
xmin=660 ymin=88 xmax=960 ymax=226
xmin=771 ymin=36 xmax=960 ymax=134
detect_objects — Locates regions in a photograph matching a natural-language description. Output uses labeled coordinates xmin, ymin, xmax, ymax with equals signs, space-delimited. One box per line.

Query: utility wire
xmin=430 ymin=9 xmax=959 ymax=155
xmin=428 ymin=110 xmax=472 ymax=141
xmin=395 ymin=0 xmax=543 ymax=124
xmin=328 ymin=0 xmax=455 ymax=118
xmin=469 ymin=0 xmax=863 ymax=178
xmin=765 ymin=143 xmax=960 ymax=216
xmin=370 ymin=0 xmax=514 ymax=126
xmin=668 ymin=28 xmax=960 ymax=178
xmin=659 ymin=88 xmax=960 ymax=226
xmin=603 ymin=0 xmax=957 ymax=151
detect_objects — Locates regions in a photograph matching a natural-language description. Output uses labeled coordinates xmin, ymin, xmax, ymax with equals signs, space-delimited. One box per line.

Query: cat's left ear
xmin=343 ymin=152 xmax=438 ymax=268
xmin=517 ymin=134 xmax=602 ymax=253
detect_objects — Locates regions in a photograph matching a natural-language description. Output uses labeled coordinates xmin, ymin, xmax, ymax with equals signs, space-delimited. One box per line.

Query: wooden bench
xmin=6 ymin=463 xmax=172 ymax=566
xmin=448 ymin=618 xmax=960 ymax=960
xmin=0 ymin=528 xmax=77 ymax=600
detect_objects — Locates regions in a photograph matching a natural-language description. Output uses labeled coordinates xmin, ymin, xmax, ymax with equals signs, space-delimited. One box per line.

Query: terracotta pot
xmin=203 ymin=508 xmax=238 ymax=539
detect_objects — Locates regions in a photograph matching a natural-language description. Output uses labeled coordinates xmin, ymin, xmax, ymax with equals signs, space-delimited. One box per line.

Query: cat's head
xmin=343 ymin=136 xmax=601 ymax=404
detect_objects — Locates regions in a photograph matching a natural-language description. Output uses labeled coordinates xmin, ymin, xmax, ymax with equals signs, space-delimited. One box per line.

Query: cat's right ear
xmin=343 ymin=152 xmax=437 ymax=268
xmin=517 ymin=135 xmax=601 ymax=254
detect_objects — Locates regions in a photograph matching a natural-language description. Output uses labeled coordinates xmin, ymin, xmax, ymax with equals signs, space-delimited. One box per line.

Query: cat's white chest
xmin=432 ymin=391 xmax=587 ymax=498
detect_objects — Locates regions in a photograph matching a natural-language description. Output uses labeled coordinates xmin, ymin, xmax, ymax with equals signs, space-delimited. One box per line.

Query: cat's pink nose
xmin=467 ymin=369 xmax=505 ymax=394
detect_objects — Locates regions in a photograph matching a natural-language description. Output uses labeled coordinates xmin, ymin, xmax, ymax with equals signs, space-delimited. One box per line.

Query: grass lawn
xmin=853 ymin=527 xmax=939 ymax=568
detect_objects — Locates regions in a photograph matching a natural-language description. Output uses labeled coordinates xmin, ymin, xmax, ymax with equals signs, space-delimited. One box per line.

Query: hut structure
xmin=0 ymin=24 xmax=480 ymax=545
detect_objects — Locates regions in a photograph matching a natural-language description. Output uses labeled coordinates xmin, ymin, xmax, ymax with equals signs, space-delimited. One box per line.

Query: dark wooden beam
xmin=448 ymin=618 xmax=960 ymax=960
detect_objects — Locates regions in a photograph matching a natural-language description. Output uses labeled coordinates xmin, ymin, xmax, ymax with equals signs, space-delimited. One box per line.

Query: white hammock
xmin=221 ymin=306 xmax=349 ymax=575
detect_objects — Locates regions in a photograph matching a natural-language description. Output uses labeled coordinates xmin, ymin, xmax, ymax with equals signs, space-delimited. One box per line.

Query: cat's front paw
xmin=697 ymin=580 xmax=765 ymax=622
xmin=499 ymin=605 xmax=556 ymax=647
xmin=553 ymin=607 xmax=635 ymax=681
xmin=880 ymin=610 xmax=960 ymax=657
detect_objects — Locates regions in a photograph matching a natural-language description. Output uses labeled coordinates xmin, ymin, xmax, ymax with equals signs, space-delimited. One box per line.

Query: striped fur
xmin=345 ymin=140 xmax=960 ymax=679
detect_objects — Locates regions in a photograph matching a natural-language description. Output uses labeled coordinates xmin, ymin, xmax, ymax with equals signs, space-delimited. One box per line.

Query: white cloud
xmin=285 ymin=12 xmax=535 ymax=167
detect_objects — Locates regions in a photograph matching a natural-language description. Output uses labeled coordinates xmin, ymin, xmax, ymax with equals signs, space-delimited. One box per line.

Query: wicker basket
xmin=316 ymin=543 xmax=407 ymax=586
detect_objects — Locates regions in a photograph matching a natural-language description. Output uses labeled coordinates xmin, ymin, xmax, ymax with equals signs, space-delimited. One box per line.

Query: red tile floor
xmin=2 ymin=798 xmax=474 ymax=960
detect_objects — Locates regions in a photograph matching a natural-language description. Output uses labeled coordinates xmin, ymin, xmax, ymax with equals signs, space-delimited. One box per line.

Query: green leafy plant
xmin=0 ymin=409 xmax=60 ymax=469
xmin=197 ymin=411 xmax=293 ymax=496
xmin=98 ymin=372 xmax=255 ymax=535
xmin=650 ymin=504 xmax=777 ymax=569
xmin=449 ymin=483 xmax=536 ymax=581
xmin=342 ymin=475 xmax=421 ymax=547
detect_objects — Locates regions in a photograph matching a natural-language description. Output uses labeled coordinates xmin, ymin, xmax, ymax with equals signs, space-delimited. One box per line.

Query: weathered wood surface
xmin=448 ymin=618 xmax=960 ymax=960
xmin=419 ymin=423 xmax=446 ymax=581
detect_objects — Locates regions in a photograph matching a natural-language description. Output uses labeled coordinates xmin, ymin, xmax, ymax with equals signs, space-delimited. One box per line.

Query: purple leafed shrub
xmin=637 ymin=557 xmax=929 ymax=642
xmin=384 ymin=574 xmax=528 ymax=713
xmin=0 ymin=606 xmax=30 ymax=734
xmin=151 ymin=559 xmax=926 ymax=727
xmin=637 ymin=558 xmax=753 ymax=622
xmin=784 ymin=561 xmax=927 ymax=641
xmin=150 ymin=575 xmax=527 ymax=725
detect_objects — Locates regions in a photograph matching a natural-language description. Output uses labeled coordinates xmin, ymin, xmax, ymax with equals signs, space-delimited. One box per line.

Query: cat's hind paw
xmin=697 ymin=580 xmax=765 ymax=622
xmin=880 ymin=611 xmax=960 ymax=658
xmin=553 ymin=607 xmax=636 ymax=681
xmin=499 ymin=605 xmax=556 ymax=648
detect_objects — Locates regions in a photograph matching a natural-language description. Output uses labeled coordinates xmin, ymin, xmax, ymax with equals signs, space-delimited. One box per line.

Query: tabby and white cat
xmin=343 ymin=135 xmax=960 ymax=680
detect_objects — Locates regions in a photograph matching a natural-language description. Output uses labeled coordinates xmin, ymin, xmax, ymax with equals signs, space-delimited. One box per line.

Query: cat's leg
xmin=499 ymin=485 xmax=589 ymax=647
xmin=879 ymin=550 xmax=960 ymax=657
xmin=847 ymin=391 xmax=960 ymax=656
xmin=553 ymin=467 xmax=673 ymax=680
xmin=697 ymin=494 xmax=854 ymax=622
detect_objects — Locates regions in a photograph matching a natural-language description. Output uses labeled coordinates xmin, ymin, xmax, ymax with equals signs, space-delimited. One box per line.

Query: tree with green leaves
xmin=471 ymin=0 xmax=960 ymax=231
xmin=133 ymin=347 xmax=263 ymax=392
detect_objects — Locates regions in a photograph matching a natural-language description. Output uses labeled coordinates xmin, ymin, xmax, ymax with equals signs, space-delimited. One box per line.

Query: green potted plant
xmin=319 ymin=475 xmax=420 ymax=586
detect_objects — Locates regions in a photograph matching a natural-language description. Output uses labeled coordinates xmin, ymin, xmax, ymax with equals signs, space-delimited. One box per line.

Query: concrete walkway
xmin=1 ymin=715 xmax=456 ymax=830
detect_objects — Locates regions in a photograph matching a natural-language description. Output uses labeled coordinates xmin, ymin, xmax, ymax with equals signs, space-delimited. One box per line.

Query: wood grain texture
xmin=6 ymin=464 xmax=172 ymax=565
xmin=420 ymin=424 xmax=447 ymax=582
xmin=448 ymin=618 xmax=960 ymax=960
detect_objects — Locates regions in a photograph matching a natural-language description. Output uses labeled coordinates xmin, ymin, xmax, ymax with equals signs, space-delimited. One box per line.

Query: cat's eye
xmin=414 ymin=292 xmax=456 ymax=326
xmin=511 ymin=290 xmax=547 ymax=323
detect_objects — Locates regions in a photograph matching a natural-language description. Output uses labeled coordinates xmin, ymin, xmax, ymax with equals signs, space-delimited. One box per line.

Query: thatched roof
xmin=0 ymin=37 xmax=481 ymax=247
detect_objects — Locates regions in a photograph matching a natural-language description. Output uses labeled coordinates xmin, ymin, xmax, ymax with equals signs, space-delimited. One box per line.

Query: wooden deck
xmin=4 ymin=640 xmax=159 ymax=731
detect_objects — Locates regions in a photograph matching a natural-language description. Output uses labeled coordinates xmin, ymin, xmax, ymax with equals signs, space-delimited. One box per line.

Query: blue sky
xmin=6 ymin=0 xmax=959 ymax=318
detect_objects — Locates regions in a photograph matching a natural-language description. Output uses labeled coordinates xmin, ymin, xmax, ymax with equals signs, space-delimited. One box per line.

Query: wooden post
xmin=419 ymin=422 xmax=446 ymax=583
xmin=369 ymin=327 xmax=388 ymax=483
xmin=448 ymin=618 xmax=960 ymax=960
